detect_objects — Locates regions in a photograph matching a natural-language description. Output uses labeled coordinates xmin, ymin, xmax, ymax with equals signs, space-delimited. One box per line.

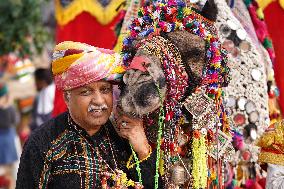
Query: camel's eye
xmin=186 ymin=48 xmax=204 ymax=60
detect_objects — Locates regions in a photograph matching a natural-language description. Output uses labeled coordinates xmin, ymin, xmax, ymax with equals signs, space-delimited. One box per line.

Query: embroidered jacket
xmin=16 ymin=112 xmax=161 ymax=189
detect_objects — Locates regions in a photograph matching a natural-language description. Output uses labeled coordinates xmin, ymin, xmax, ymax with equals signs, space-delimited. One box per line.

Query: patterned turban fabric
xmin=52 ymin=41 xmax=125 ymax=90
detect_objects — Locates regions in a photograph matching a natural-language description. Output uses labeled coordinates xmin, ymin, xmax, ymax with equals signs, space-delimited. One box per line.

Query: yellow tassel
xmin=199 ymin=135 xmax=208 ymax=188
xmin=183 ymin=7 xmax=192 ymax=15
xmin=192 ymin=136 xmax=200 ymax=188
xmin=280 ymin=0 xmax=284 ymax=9
xmin=113 ymin=34 xmax=125 ymax=53
xmin=256 ymin=8 xmax=265 ymax=19
xmin=192 ymin=134 xmax=208 ymax=188
xmin=111 ymin=66 xmax=126 ymax=74
xmin=256 ymin=0 xmax=274 ymax=10
xmin=159 ymin=151 xmax=165 ymax=176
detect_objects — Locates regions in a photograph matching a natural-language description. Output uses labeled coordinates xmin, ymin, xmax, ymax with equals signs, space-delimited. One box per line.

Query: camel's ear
xmin=165 ymin=30 xmax=204 ymax=56
xmin=201 ymin=0 xmax=218 ymax=22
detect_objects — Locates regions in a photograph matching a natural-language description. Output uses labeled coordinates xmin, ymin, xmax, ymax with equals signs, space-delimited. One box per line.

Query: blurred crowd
xmin=0 ymin=68 xmax=54 ymax=189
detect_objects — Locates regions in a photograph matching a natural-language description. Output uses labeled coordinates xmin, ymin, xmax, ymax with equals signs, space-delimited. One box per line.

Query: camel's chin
xmin=120 ymin=93 xmax=162 ymax=117
xmin=134 ymin=99 xmax=161 ymax=116
xmin=120 ymin=81 xmax=167 ymax=116
xmin=120 ymin=97 xmax=135 ymax=114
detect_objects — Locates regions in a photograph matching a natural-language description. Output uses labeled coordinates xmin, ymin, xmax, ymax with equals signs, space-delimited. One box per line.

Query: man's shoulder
xmin=28 ymin=112 xmax=69 ymax=147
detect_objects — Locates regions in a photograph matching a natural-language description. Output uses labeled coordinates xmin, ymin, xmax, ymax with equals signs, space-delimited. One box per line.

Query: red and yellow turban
xmin=52 ymin=41 xmax=125 ymax=90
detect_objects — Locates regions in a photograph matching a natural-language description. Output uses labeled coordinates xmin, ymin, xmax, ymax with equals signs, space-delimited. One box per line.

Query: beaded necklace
xmin=130 ymin=144 xmax=143 ymax=184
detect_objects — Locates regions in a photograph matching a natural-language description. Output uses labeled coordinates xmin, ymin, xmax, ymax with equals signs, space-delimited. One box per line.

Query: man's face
xmin=65 ymin=81 xmax=113 ymax=130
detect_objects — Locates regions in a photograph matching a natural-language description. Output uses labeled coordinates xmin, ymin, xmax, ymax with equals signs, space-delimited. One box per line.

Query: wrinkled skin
xmin=119 ymin=31 xmax=206 ymax=117
xmin=64 ymin=81 xmax=113 ymax=135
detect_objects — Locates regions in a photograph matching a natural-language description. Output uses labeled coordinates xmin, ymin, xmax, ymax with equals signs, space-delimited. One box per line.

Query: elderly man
xmin=16 ymin=41 xmax=159 ymax=189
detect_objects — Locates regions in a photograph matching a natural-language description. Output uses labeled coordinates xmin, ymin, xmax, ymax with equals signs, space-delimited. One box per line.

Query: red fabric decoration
xmin=263 ymin=2 xmax=284 ymax=114
xmin=258 ymin=178 xmax=266 ymax=189
xmin=56 ymin=11 xmax=123 ymax=48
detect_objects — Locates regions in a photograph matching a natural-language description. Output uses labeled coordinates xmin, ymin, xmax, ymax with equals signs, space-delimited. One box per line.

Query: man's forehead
xmin=73 ymin=81 xmax=113 ymax=90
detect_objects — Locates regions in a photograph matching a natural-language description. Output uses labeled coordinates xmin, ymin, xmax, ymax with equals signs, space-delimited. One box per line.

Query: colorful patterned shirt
xmin=16 ymin=112 xmax=161 ymax=189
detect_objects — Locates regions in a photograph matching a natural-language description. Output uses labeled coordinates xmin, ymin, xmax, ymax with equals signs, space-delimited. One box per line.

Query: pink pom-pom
xmin=233 ymin=131 xmax=245 ymax=150
xmin=245 ymin=179 xmax=254 ymax=188
xmin=242 ymin=151 xmax=251 ymax=161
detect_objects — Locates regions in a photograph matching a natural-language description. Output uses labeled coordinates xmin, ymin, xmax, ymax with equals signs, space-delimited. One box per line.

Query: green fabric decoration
xmin=263 ymin=38 xmax=273 ymax=49
xmin=244 ymin=0 xmax=252 ymax=6
xmin=0 ymin=84 xmax=8 ymax=97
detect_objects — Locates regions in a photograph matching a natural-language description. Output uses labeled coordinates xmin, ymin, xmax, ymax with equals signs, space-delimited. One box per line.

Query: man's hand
xmin=116 ymin=115 xmax=150 ymax=160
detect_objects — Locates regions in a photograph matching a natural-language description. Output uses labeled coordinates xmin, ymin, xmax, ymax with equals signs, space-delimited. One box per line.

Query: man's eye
xmin=101 ymin=87 xmax=111 ymax=94
xmin=80 ymin=90 xmax=91 ymax=96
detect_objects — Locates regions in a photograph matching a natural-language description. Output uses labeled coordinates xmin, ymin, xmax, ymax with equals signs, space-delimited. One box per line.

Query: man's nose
xmin=91 ymin=92 xmax=105 ymax=104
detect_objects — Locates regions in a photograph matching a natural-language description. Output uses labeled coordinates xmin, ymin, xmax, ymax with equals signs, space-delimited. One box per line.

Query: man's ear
xmin=63 ymin=91 xmax=71 ymax=104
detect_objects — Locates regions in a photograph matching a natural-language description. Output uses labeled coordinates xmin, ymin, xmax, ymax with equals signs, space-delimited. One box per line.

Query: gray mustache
xmin=87 ymin=104 xmax=108 ymax=112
